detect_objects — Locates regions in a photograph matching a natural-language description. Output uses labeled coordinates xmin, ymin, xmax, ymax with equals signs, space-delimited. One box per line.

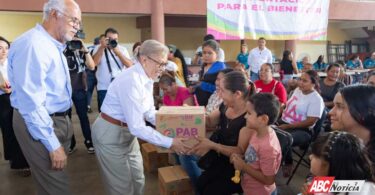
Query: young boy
xmin=230 ymin=93 xmax=282 ymax=195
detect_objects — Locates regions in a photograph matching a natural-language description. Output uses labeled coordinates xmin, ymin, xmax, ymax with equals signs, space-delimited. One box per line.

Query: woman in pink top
xmin=159 ymin=71 xmax=196 ymax=106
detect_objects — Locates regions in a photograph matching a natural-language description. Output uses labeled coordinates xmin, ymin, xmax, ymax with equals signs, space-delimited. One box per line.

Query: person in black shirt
xmin=280 ymin=50 xmax=298 ymax=86
xmin=64 ymin=38 xmax=96 ymax=154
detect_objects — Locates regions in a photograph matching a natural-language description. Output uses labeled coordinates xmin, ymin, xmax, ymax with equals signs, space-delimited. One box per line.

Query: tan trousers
xmin=92 ymin=116 xmax=144 ymax=195
xmin=13 ymin=110 xmax=73 ymax=195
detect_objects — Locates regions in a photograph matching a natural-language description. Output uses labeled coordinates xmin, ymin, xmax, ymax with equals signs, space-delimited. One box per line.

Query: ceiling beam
xmin=137 ymin=16 xmax=206 ymax=29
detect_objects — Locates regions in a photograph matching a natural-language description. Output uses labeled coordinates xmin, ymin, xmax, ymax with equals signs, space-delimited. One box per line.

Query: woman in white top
xmin=91 ymin=40 xmax=190 ymax=195
xmin=0 ymin=36 xmax=29 ymax=175
xmin=278 ymin=70 xmax=325 ymax=176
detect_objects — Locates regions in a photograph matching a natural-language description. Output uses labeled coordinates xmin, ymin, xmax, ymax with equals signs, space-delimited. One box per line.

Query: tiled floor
xmin=0 ymin=92 xmax=308 ymax=195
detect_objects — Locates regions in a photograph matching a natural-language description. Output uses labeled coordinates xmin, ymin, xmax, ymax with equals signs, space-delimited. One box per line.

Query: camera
xmin=66 ymin=30 xmax=85 ymax=50
xmin=197 ymin=51 xmax=202 ymax=57
xmin=75 ymin=29 xmax=85 ymax=39
xmin=67 ymin=40 xmax=82 ymax=50
xmin=107 ymin=38 xmax=118 ymax=48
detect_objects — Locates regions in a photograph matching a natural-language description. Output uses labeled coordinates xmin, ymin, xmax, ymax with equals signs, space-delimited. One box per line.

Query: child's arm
xmin=212 ymin=127 xmax=253 ymax=156
xmin=190 ymin=127 xmax=253 ymax=157
xmin=230 ymin=154 xmax=276 ymax=185
xmin=237 ymin=127 xmax=254 ymax=154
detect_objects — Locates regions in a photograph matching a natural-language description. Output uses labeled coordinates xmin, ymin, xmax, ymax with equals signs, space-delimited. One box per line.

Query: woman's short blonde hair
xmin=139 ymin=39 xmax=169 ymax=58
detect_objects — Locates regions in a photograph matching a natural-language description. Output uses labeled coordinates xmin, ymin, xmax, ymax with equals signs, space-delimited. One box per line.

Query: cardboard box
xmin=156 ymin=106 xmax=205 ymax=152
xmin=158 ymin=166 xmax=193 ymax=195
xmin=141 ymin=143 xmax=169 ymax=173
xmin=168 ymin=153 xmax=178 ymax=166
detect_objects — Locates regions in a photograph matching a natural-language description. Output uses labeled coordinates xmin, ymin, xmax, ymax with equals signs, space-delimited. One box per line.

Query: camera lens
xmin=108 ymin=39 xmax=118 ymax=48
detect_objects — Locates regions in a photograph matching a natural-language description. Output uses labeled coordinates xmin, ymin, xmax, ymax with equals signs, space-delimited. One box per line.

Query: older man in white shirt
xmin=247 ymin=37 xmax=273 ymax=81
xmin=92 ymin=40 xmax=190 ymax=195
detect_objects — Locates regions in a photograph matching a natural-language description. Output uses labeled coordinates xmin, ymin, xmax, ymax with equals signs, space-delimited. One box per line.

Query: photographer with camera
xmin=92 ymin=28 xmax=132 ymax=112
xmin=64 ymin=30 xmax=95 ymax=154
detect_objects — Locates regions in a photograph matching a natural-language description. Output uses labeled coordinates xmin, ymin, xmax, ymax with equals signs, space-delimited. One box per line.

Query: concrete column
xmin=368 ymin=38 xmax=375 ymax=52
xmin=285 ymin=40 xmax=297 ymax=59
xmin=151 ymin=0 xmax=165 ymax=43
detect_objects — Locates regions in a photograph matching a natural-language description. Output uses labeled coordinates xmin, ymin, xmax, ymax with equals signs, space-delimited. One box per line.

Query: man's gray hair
xmin=43 ymin=0 xmax=65 ymax=21
xmin=139 ymin=40 xmax=169 ymax=58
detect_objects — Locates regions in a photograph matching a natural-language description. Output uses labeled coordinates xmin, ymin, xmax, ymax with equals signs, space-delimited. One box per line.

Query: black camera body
xmin=67 ymin=40 xmax=82 ymax=50
xmin=197 ymin=51 xmax=202 ymax=57
xmin=107 ymin=39 xmax=118 ymax=48
xmin=66 ymin=30 xmax=85 ymax=50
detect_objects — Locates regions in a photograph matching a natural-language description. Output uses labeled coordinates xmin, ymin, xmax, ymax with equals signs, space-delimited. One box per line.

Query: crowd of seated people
xmin=3 ymin=24 xmax=375 ymax=195
xmin=157 ymin=39 xmax=375 ymax=194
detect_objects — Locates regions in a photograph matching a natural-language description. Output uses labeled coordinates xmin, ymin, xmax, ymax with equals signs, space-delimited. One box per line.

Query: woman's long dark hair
xmin=0 ymin=36 xmax=10 ymax=47
xmin=223 ymin=71 xmax=256 ymax=100
xmin=315 ymin=55 xmax=324 ymax=65
xmin=304 ymin=70 xmax=321 ymax=93
xmin=280 ymin=50 xmax=292 ymax=65
xmin=312 ymin=131 xmax=374 ymax=181
xmin=173 ymin=48 xmax=189 ymax=86
xmin=340 ymin=85 xmax=375 ymax=170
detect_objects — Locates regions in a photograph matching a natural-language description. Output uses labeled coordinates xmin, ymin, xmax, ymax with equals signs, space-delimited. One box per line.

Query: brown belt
xmin=101 ymin=112 xmax=128 ymax=127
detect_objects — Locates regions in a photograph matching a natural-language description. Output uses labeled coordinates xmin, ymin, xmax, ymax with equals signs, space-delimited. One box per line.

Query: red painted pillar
xmin=151 ymin=0 xmax=165 ymax=43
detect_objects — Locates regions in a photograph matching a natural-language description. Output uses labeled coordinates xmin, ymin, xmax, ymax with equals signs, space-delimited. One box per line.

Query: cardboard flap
xmin=157 ymin=106 xmax=205 ymax=115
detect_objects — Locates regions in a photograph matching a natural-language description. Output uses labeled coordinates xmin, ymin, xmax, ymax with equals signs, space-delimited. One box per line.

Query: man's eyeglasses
xmin=147 ymin=56 xmax=167 ymax=69
xmin=56 ymin=10 xmax=82 ymax=28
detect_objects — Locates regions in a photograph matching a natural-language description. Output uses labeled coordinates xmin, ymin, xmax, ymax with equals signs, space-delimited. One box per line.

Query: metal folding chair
xmin=286 ymin=110 xmax=327 ymax=185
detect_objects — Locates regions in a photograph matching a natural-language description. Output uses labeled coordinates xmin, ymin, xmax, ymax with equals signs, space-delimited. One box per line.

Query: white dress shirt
xmin=247 ymin=47 xmax=273 ymax=73
xmin=93 ymin=45 xmax=130 ymax=90
xmin=101 ymin=62 xmax=173 ymax=148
